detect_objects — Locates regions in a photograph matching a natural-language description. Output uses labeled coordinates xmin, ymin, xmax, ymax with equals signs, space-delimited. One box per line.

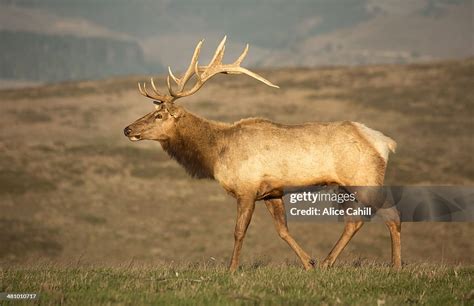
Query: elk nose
xmin=124 ymin=127 xmax=132 ymax=136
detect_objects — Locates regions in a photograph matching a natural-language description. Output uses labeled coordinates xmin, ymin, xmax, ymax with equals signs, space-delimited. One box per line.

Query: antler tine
xmin=193 ymin=60 xmax=201 ymax=81
xmin=166 ymin=75 xmax=178 ymax=97
xmin=138 ymin=80 xmax=174 ymax=102
xmin=171 ymin=39 xmax=204 ymax=92
xmin=228 ymin=67 xmax=280 ymax=88
xmin=234 ymin=43 xmax=249 ymax=66
xmin=141 ymin=83 xmax=154 ymax=98
xmin=138 ymin=82 xmax=154 ymax=98
xmin=206 ymin=36 xmax=227 ymax=69
xmin=167 ymin=67 xmax=179 ymax=85
xmin=138 ymin=82 xmax=145 ymax=96
xmin=150 ymin=78 xmax=163 ymax=96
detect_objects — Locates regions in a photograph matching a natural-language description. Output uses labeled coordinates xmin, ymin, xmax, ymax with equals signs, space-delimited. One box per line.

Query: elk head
xmin=124 ymin=36 xmax=279 ymax=142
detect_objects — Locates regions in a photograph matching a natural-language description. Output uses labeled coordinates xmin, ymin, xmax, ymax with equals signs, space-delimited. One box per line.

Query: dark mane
xmin=160 ymin=112 xmax=223 ymax=179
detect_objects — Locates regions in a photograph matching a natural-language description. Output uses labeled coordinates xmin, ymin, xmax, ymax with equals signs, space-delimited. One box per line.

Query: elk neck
xmin=159 ymin=109 xmax=229 ymax=180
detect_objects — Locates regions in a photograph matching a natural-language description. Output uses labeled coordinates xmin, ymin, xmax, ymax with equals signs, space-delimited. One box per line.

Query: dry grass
xmin=0 ymin=59 xmax=473 ymax=270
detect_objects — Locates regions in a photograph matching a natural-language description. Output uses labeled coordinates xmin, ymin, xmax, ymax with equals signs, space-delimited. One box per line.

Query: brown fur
xmin=160 ymin=113 xmax=223 ymax=179
xmin=125 ymin=103 xmax=400 ymax=271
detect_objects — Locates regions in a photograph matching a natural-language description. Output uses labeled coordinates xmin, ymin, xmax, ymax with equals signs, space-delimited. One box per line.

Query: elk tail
xmin=386 ymin=137 xmax=397 ymax=153
xmin=353 ymin=122 xmax=397 ymax=161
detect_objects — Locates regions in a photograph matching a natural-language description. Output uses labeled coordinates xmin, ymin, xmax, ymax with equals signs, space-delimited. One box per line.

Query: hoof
xmin=392 ymin=264 xmax=402 ymax=271
xmin=320 ymin=260 xmax=333 ymax=269
xmin=304 ymin=259 xmax=317 ymax=270
xmin=228 ymin=264 xmax=238 ymax=273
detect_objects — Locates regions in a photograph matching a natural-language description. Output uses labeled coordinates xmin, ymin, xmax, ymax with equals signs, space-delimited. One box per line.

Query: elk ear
xmin=153 ymin=101 xmax=164 ymax=110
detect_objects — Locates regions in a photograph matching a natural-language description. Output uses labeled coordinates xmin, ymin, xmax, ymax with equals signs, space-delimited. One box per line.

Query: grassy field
xmin=1 ymin=263 xmax=473 ymax=305
xmin=0 ymin=58 xmax=473 ymax=304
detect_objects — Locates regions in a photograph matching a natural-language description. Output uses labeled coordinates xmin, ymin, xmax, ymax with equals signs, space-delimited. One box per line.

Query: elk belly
xmin=346 ymin=207 xmax=372 ymax=216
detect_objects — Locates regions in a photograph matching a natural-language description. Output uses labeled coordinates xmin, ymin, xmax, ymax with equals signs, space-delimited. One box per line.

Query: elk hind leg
xmin=380 ymin=206 xmax=402 ymax=269
xmin=321 ymin=220 xmax=364 ymax=268
xmin=264 ymin=198 xmax=315 ymax=270
xmin=386 ymin=220 xmax=401 ymax=269
xmin=377 ymin=198 xmax=402 ymax=269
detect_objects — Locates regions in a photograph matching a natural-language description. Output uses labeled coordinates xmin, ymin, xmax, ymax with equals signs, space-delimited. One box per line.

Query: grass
xmin=0 ymin=264 xmax=472 ymax=305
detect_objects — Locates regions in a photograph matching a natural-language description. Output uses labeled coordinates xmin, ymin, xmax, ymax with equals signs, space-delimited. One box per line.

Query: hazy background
xmin=0 ymin=1 xmax=473 ymax=268
xmin=0 ymin=0 xmax=472 ymax=86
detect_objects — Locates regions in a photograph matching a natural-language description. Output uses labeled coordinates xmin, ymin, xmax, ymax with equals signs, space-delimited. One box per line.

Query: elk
xmin=124 ymin=36 xmax=401 ymax=271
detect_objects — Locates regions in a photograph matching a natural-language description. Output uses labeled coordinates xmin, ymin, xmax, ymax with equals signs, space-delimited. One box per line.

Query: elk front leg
xmin=229 ymin=196 xmax=256 ymax=272
xmin=321 ymin=220 xmax=364 ymax=268
xmin=264 ymin=198 xmax=315 ymax=270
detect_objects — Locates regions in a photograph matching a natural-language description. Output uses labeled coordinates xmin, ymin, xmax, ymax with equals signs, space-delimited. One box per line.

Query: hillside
xmin=0 ymin=30 xmax=163 ymax=82
xmin=0 ymin=59 xmax=473 ymax=268
xmin=0 ymin=1 xmax=471 ymax=82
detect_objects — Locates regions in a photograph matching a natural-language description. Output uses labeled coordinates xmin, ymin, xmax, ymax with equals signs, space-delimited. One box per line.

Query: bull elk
xmin=124 ymin=36 xmax=401 ymax=271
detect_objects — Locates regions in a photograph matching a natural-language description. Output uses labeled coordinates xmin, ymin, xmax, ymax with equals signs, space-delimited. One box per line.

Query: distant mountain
xmin=0 ymin=30 xmax=163 ymax=82
xmin=257 ymin=0 xmax=472 ymax=67
xmin=0 ymin=4 xmax=163 ymax=82
xmin=0 ymin=0 xmax=471 ymax=82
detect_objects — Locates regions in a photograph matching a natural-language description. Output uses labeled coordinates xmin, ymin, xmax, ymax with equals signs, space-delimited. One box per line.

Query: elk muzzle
xmin=123 ymin=125 xmax=141 ymax=141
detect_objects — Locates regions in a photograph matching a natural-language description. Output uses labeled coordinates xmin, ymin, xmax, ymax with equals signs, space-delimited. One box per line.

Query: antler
xmin=138 ymin=36 xmax=279 ymax=103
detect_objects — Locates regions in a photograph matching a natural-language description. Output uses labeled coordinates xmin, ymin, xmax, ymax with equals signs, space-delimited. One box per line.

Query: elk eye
xmin=154 ymin=113 xmax=163 ymax=120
